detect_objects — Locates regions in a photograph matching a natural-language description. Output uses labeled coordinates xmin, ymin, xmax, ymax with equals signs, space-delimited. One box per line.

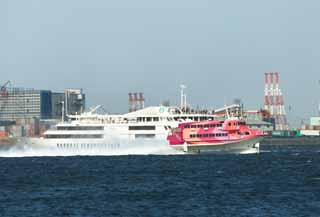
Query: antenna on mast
xmin=180 ymin=84 xmax=187 ymax=112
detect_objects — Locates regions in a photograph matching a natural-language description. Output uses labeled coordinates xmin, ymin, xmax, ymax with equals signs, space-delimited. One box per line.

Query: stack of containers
xmin=0 ymin=126 xmax=7 ymax=137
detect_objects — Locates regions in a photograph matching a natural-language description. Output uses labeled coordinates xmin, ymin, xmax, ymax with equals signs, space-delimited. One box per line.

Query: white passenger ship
xmin=25 ymin=106 xmax=216 ymax=151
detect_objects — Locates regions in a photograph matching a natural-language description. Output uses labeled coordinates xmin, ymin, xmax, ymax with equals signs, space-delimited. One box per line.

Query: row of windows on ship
xmin=46 ymin=134 xmax=103 ymax=139
xmin=56 ymin=126 xmax=158 ymax=131
xmin=184 ymin=121 xmax=246 ymax=129
xmin=57 ymin=143 xmax=120 ymax=149
xmin=190 ymin=133 xmax=228 ymax=138
xmin=184 ymin=123 xmax=223 ymax=129
xmin=136 ymin=117 xmax=212 ymax=122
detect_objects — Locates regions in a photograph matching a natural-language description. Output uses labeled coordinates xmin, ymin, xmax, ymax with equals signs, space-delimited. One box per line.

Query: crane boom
xmin=0 ymin=81 xmax=10 ymax=97
xmin=0 ymin=81 xmax=11 ymax=91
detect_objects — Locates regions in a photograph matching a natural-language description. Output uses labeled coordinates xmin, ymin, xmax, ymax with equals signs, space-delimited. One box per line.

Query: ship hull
xmin=18 ymin=136 xmax=176 ymax=155
xmin=171 ymin=137 xmax=263 ymax=154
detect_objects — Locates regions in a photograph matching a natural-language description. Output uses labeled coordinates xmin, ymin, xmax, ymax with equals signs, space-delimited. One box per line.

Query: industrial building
xmin=0 ymin=88 xmax=52 ymax=121
xmin=0 ymin=86 xmax=85 ymax=121
xmin=0 ymin=82 xmax=85 ymax=138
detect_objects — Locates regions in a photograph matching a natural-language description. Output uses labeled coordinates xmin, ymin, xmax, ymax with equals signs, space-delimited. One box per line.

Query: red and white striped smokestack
xmin=275 ymin=72 xmax=279 ymax=84
xmin=128 ymin=93 xmax=133 ymax=102
xmin=133 ymin=93 xmax=138 ymax=101
xmin=279 ymin=91 xmax=286 ymax=115
xmin=138 ymin=92 xmax=145 ymax=109
xmin=264 ymin=73 xmax=270 ymax=111
xmin=276 ymin=94 xmax=281 ymax=115
xmin=269 ymin=72 xmax=275 ymax=115
xmin=129 ymin=93 xmax=134 ymax=112
xmin=269 ymin=94 xmax=275 ymax=116
xmin=264 ymin=96 xmax=270 ymax=109
xmin=263 ymin=72 xmax=289 ymax=130
xmin=133 ymin=93 xmax=139 ymax=111
xmin=269 ymin=72 xmax=274 ymax=83
xmin=138 ymin=93 xmax=144 ymax=101
xmin=274 ymin=72 xmax=280 ymax=96
xmin=264 ymin=72 xmax=269 ymax=85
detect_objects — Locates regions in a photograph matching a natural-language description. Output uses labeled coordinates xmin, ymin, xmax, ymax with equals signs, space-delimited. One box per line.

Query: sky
xmin=1 ymin=0 xmax=320 ymax=124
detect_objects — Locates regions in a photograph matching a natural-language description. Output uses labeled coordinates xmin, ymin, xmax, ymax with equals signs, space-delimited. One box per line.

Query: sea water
xmin=0 ymin=144 xmax=320 ymax=217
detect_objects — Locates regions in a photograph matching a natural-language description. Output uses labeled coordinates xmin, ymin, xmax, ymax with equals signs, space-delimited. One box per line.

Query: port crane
xmin=0 ymin=81 xmax=11 ymax=114
xmin=0 ymin=81 xmax=10 ymax=97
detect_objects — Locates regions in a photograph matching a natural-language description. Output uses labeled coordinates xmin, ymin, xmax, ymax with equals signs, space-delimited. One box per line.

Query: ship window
xmin=129 ymin=126 xmax=156 ymax=131
xmin=45 ymin=134 xmax=103 ymax=139
xmin=57 ymin=126 xmax=104 ymax=131
xmin=191 ymin=125 xmax=196 ymax=128
xmin=153 ymin=117 xmax=159 ymax=122
xmin=135 ymin=134 xmax=156 ymax=138
xmin=185 ymin=125 xmax=190 ymax=129
xmin=204 ymin=125 xmax=209 ymax=128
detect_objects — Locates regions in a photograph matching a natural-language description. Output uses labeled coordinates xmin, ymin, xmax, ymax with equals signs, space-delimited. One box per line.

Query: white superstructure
xmin=25 ymin=106 xmax=216 ymax=150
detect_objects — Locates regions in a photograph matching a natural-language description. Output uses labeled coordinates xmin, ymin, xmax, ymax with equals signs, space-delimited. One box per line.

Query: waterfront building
xmin=0 ymin=87 xmax=85 ymax=121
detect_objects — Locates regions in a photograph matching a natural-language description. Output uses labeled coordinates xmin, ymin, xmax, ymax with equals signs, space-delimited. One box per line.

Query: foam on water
xmin=0 ymin=139 xmax=183 ymax=157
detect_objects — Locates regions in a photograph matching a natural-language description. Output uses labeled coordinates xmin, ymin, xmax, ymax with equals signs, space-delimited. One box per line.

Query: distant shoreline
xmin=262 ymin=137 xmax=320 ymax=146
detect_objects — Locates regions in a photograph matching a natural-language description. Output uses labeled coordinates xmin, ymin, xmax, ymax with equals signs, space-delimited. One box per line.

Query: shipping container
xmin=272 ymin=130 xmax=297 ymax=137
xmin=10 ymin=126 xmax=24 ymax=138
xmin=293 ymin=130 xmax=301 ymax=137
xmin=300 ymin=130 xmax=320 ymax=137
xmin=310 ymin=117 xmax=320 ymax=126
xmin=0 ymin=131 xmax=8 ymax=138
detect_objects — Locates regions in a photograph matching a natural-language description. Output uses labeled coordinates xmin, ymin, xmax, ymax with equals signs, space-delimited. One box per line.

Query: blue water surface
xmin=0 ymin=145 xmax=320 ymax=217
